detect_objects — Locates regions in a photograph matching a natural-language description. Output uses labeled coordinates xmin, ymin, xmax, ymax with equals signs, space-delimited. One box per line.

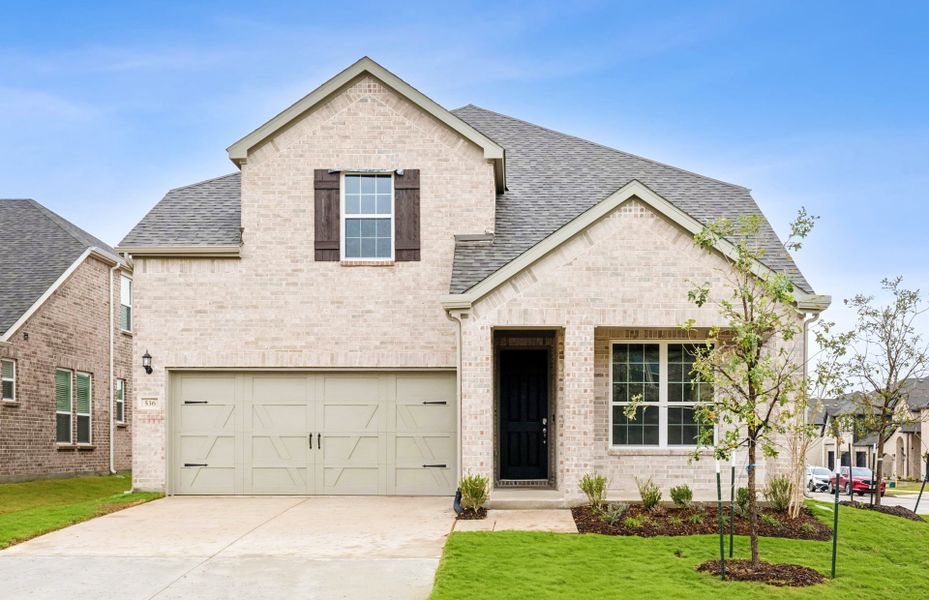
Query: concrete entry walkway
xmin=0 ymin=496 xmax=455 ymax=599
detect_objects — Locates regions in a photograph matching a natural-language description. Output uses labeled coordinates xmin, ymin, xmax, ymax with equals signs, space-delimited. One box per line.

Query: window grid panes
xmin=343 ymin=174 xmax=393 ymax=259
xmin=610 ymin=342 xmax=714 ymax=448
xmin=115 ymin=379 xmax=125 ymax=423
xmin=55 ymin=369 xmax=72 ymax=443
xmin=611 ymin=344 xmax=660 ymax=446
xmin=1 ymin=359 xmax=14 ymax=401
xmin=76 ymin=372 xmax=91 ymax=444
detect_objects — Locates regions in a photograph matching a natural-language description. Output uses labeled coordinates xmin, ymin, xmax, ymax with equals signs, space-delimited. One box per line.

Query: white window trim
xmin=1 ymin=359 xmax=15 ymax=402
xmin=120 ymin=274 xmax=133 ymax=332
xmin=115 ymin=378 xmax=126 ymax=424
xmin=608 ymin=339 xmax=715 ymax=450
xmin=56 ymin=368 xmax=73 ymax=444
xmin=76 ymin=371 xmax=92 ymax=445
xmin=339 ymin=172 xmax=395 ymax=262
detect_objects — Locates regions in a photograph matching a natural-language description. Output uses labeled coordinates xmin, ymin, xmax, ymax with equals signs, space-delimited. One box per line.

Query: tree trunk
xmin=874 ymin=437 xmax=885 ymax=507
xmin=748 ymin=436 xmax=759 ymax=567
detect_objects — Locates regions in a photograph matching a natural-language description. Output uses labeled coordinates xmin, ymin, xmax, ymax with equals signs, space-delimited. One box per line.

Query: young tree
xmin=843 ymin=278 xmax=929 ymax=506
xmin=685 ymin=209 xmax=818 ymax=568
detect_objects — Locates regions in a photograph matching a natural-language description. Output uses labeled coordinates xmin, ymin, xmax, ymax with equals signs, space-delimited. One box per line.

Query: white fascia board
xmin=226 ymin=57 xmax=505 ymax=164
xmin=441 ymin=179 xmax=823 ymax=310
xmin=1 ymin=247 xmax=119 ymax=342
xmin=113 ymin=245 xmax=241 ymax=258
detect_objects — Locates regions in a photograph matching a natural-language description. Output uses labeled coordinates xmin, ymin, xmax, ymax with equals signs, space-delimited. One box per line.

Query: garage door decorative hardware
xmin=308 ymin=433 xmax=313 ymax=449
xmin=422 ymin=401 xmax=447 ymax=405
xmin=423 ymin=464 xmax=447 ymax=468
xmin=317 ymin=433 xmax=321 ymax=449
xmin=183 ymin=400 xmax=208 ymax=405
xmin=184 ymin=463 xmax=208 ymax=467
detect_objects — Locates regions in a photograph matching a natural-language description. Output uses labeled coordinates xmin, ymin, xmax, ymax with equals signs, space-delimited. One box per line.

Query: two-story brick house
xmin=0 ymin=199 xmax=133 ymax=481
xmin=118 ymin=57 xmax=829 ymax=503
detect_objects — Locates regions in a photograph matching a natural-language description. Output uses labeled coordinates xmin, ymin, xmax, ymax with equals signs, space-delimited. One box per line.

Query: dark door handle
xmin=184 ymin=401 xmax=208 ymax=405
xmin=308 ymin=433 xmax=313 ymax=449
xmin=317 ymin=433 xmax=321 ymax=449
xmin=184 ymin=463 xmax=208 ymax=467
xmin=422 ymin=401 xmax=447 ymax=405
xmin=423 ymin=464 xmax=447 ymax=468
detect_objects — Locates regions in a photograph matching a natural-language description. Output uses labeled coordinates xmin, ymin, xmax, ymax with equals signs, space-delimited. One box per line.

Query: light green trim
xmin=115 ymin=245 xmax=241 ymax=258
xmin=225 ymin=56 xmax=506 ymax=191
xmin=441 ymin=179 xmax=827 ymax=310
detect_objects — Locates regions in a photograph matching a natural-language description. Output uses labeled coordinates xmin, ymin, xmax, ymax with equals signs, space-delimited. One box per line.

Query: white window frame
xmin=120 ymin=274 xmax=133 ymax=332
xmin=1 ymin=359 xmax=15 ymax=402
xmin=115 ymin=378 xmax=126 ymax=424
xmin=76 ymin=371 xmax=92 ymax=445
xmin=56 ymin=368 xmax=73 ymax=444
xmin=608 ymin=339 xmax=715 ymax=450
xmin=339 ymin=172 xmax=395 ymax=262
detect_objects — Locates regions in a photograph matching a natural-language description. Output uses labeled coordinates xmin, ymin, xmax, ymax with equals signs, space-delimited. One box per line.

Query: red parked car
xmin=829 ymin=466 xmax=886 ymax=496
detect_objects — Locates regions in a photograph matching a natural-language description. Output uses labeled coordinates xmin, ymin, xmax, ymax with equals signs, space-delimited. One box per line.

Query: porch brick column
xmin=560 ymin=324 xmax=596 ymax=499
xmin=459 ymin=321 xmax=494 ymax=483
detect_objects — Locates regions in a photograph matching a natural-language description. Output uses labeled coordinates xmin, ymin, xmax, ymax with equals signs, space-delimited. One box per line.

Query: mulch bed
xmin=456 ymin=507 xmax=488 ymax=520
xmin=839 ymin=500 xmax=924 ymax=522
xmin=696 ymin=559 xmax=826 ymax=587
xmin=571 ymin=504 xmax=831 ymax=540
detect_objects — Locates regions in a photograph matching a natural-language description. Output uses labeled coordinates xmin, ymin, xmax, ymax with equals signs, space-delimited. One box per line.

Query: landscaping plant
xmin=764 ymin=475 xmax=793 ymax=513
xmin=579 ymin=473 xmax=608 ymax=510
xmin=670 ymin=485 xmax=693 ymax=509
xmin=636 ymin=477 xmax=662 ymax=512
xmin=735 ymin=487 xmax=751 ymax=518
xmin=599 ymin=503 xmax=629 ymax=526
xmin=459 ymin=473 xmax=489 ymax=510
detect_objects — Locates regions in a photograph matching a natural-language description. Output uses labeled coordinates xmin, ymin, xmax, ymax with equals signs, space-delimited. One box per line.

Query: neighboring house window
xmin=55 ymin=369 xmax=72 ymax=443
xmin=120 ymin=275 xmax=132 ymax=331
xmin=1 ymin=359 xmax=14 ymax=401
xmin=76 ymin=372 xmax=92 ymax=444
xmin=115 ymin=378 xmax=126 ymax=423
xmin=342 ymin=173 xmax=393 ymax=260
xmin=610 ymin=342 xmax=713 ymax=448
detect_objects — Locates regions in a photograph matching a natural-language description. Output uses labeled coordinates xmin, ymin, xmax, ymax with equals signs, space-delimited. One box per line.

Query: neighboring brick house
xmin=118 ymin=57 xmax=829 ymax=503
xmin=0 ymin=199 xmax=133 ymax=481
xmin=808 ymin=379 xmax=929 ymax=481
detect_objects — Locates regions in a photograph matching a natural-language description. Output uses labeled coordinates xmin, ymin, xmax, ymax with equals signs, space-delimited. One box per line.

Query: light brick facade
xmin=0 ymin=255 xmax=132 ymax=481
xmin=130 ymin=74 xmax=806 ymax=500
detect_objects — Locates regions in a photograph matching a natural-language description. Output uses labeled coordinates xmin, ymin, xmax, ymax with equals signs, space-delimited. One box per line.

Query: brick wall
xmin=463 ymin=199 xmax=805 ymax=501
xmin=130 ymin=74 xmax=497 ymax=491
xmin=0 ymin=255 xmax=132 ymax=481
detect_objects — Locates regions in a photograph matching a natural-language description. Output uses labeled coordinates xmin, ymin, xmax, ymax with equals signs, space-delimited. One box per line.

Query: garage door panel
xmin=393 ymin=434 xmax=455 ymax=464
xmin=177 ymin=466 xmax=238 ymax=495
xmin=394 ymin=466 xmax=455 ymax=495
xmin=249 ymin=466 xmax=310 ymax=494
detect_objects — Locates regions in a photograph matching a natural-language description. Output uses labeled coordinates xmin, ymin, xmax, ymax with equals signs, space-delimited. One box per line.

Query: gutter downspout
xmin=445 ymin=310 xmax=464 ymax=484
xmin=108 ymin=265 xmax=118 ymax=474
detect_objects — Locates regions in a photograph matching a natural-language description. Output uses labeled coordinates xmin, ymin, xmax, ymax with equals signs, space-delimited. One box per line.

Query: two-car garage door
xmin=170 ymin=371 xmax=456 ymax=496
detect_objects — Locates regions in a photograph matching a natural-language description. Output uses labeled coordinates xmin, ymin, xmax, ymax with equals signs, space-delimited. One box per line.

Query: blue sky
xmin=2 ymin=1 xmax=927 ymax=339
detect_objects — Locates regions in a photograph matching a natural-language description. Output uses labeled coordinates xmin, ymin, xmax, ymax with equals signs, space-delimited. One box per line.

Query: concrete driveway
xmin=0 ymin=496 xmax=455 ymax=599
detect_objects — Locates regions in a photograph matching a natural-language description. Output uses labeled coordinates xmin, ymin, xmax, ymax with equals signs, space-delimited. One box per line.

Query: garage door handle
xmin=422 ymin=464 xmax=447 ymax=468
xmin=183 ymin=463 xmax=208 ymax=467
xmin=422 ymin=401 xmax=447 ymax=405
xmin=317 ymin=433 xmax=321 ymax=449
xmin=184 ymin=401 xmax=208 ymax=405
xmin=308 ymin=434 xmax=313 ymax=449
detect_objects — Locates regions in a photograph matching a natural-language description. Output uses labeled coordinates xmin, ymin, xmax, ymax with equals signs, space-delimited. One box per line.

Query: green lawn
xmin=431 ymin=503 xmax=929 ymax=599
xmin=0 ymin=473 xmax=162 ymax=549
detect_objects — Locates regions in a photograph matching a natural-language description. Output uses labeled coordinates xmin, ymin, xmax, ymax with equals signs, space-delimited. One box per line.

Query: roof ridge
xmin=454 ymin=104 xmax=751 ymax=192
xmin=167 ymin=172 xmax=240 ymax=194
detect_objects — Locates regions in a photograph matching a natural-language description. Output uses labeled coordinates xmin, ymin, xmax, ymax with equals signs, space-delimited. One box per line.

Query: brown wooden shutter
xmin=394 ymin=169 xmax=420 ymax=261
xmin=314 ymin=169 xmax=340 ymax=261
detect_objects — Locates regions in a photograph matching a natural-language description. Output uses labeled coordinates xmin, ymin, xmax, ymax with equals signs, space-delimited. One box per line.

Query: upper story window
xmin=120 ymin=275 xmax=133 ymax=331
xmin=610 ymin=342 xmax=714 ymax=448
xmin=342 ymin=173 xmax=393 ymax=260
xmin=1 ymin=359 xmax=15 ymax=401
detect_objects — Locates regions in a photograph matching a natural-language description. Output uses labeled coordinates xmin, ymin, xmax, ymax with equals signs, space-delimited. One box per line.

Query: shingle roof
xmin=118 ymin=173 xmax=241 ymax=248
xmin=449 ymin=105 xmax=812 ymax=294
xmin=0 ymin=199 xmax=121 ymax=336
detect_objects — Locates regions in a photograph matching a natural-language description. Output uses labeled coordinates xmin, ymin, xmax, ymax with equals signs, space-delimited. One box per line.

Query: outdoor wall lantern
xmin=142 ymin=350 xmax=153 ymax=375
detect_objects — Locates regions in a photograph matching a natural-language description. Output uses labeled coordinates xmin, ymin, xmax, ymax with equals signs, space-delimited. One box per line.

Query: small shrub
xmin=760 ymin=513 xmax=782 ymax=528
xmin=687 ymin=511 xmax=704 ymax=525
xmin=579 ymin=473 xmax=608 ymax=509
xmin=800 ymin=522 xmax=816 ymax=534
xmin=735 ymin=487 xmax=752 ymax=517
xmin=669 ymin=516 xmax=683 ymax=526
xmin=624 ymin=516 xmax=645 ymax=528
xmin=459 ymin=473 xmax=489 ymax=510
xmin=636 ymin=477 xmax=662 ymax=512
xmin=764 ymin=475 xmax=793 ymax=513
xmin=670 ymin=485 xmax=693 ymax=509
xmin=599 ymin=502 xmax=629 ymax=526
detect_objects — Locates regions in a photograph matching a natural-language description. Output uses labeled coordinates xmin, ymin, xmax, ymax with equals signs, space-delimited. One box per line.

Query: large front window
xmin=342 ymin=173 xmax=393 ymax=260
xmin=610 ymin=342 xmax=713 ymax=448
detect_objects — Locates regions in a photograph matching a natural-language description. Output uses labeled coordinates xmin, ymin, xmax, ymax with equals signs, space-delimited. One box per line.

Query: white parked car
xmin=805 ymin=466 xmax=832 ymax=492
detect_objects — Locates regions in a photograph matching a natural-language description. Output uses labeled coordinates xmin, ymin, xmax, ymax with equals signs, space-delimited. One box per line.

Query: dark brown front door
xmin=499 ymin=349 xmax=549 ymax=480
